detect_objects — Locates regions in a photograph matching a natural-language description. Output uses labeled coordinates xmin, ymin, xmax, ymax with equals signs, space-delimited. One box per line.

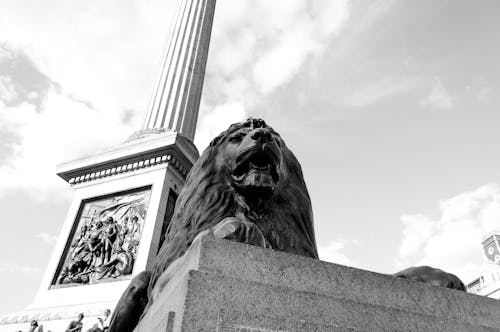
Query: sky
xmin=1 ymin=0 xmax=500 ymax=315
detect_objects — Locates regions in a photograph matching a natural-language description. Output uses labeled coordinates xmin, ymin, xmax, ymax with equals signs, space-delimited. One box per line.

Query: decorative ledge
xmin=56 ymin=131 xmax=197 ymax=186
xmin=67 ymin=153 xmax=188 ymax=185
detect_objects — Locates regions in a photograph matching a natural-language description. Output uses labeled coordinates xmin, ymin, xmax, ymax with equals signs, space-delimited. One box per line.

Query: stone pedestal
xmin=0 ymin=132 xmax=198 ymax=332
xmin=137 ymin=235 xmax=500 ymax=332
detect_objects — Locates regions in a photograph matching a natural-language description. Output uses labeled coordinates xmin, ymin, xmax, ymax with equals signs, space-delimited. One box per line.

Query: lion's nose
xmin=250 ymin=128 xmax=272 ymax=143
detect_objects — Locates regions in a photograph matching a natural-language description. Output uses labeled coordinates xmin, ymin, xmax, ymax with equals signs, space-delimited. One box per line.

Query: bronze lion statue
xmin=152 ymin=118 xmax=318 ymax=276
xmin=109 ymin=118 xmax=464 ymax=332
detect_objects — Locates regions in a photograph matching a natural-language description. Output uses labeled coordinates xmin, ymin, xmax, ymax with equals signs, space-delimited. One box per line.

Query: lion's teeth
xmin=249 ymin=162 xmax=271 ymax=171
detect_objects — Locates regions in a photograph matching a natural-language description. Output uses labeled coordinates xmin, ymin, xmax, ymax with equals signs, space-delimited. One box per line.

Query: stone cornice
xmin=57 ymin=131 xmax=198 ymax=186
xmin=67 ymin=152 xmax=187 ymax=186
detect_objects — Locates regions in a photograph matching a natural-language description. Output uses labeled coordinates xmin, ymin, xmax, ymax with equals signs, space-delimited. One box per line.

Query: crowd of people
xmin=19 ymin=309 xmax=111 ymax=332
xmin=57 ymin=215 xmax=142 ymax=285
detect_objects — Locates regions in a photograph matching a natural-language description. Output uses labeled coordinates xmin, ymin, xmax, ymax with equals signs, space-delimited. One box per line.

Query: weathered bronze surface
xmin=394 ymin=265 xmax=465 ymax=290
xmin=151 ymin=118 xmax=318 ymax=289
xmin=108 ymin=271 xmax=151 ymax=332
xmin=54 ymin=189 xmax=151 ymax=286
xmin=109 ymin=118 xmax=464 ymax=332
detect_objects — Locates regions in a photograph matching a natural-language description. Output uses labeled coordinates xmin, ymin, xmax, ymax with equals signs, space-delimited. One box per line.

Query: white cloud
xmin=0 ymin=1 xmax=176 ymax=120
xmin=474 ymin=77 xmax=494 ymax=104
xmin=0 ymin=88 xmax=134 ymax=201
xmin=0 ymin=0 xmax=352 ymax=199
xmin=421 ymin=77 xmax=455 ymax=110
xmin=252 ymin=20 xmax=321 ymax=94
xmin=0 ymin=1 xmax=177 ymax=200
xmin=194 ymin=102 xmax=247 ymax=150
xmin=396 ymin=184 xmax=500 ymax=282
xmin=0 ymin=262 xmax=39 ymax=275
xmin=398 ymin=214 xmax=435 ymax=259
xmin=476 ymin=86 xmax=493 ymax=103
xmin=342 ymin=77 xmax=417 ymax=107
xmin=35 ymin=233 xmax=58 ymax=245
xmin=206 ymin=0 xmax=351 ymax=103
xmin=312 ymin=0 xmax=351 ymax=36
xmin=0 ymin=76 xmax=18 ymax=103
xmin=318 ymin=240 xmax=354 ymax=266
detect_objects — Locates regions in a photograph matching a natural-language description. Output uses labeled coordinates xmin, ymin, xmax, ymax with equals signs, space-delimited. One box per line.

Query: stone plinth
xmin=137 ymin=235 xmax=500 ymax=332
xmin=0 ymin=132 xmax=198 ymax=332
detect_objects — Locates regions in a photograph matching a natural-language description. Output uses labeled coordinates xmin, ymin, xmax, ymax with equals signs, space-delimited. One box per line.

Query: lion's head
xmin=150 ymin=118 xmax=318 ymax=291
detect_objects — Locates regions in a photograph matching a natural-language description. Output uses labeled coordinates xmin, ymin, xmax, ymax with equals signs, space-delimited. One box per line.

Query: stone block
xmin=136 ymin=235 xmax=500 ymax=331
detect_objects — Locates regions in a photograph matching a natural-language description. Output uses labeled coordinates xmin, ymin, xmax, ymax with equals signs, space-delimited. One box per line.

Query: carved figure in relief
xmin=102 ymin=217 xmax=119 ymax=264
xmin=57 ymin=199 xmax=147 ymax=285
xmin=109 ymin=119 xmax=465 ymax=332
xmin=87 ymin=221 xmax=104 ymax=268
xmin=70 ymin=225 xmax=92 ymax=266
xmin=122 ymin=216 xmax=141 ymax=255
xmin=57 ymin=260 xmax=89 ymax=284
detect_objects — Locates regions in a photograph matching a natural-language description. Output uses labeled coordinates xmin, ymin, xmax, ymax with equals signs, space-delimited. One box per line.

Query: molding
xmin=57 ymin=132 xmax=198 ymax=186
xmin=67 ymin=153 xmax=187 ymax=186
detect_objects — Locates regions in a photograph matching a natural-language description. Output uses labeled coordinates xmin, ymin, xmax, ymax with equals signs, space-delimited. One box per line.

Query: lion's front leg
xmin=213 ymin=217 xmax=271 ymax=249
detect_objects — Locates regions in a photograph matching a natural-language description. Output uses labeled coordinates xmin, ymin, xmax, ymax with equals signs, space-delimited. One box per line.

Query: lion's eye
xmin=229 ymin=133 xmax=246 ymax=142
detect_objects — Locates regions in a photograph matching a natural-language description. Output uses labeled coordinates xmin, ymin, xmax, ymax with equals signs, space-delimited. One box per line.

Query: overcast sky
xmin=1 ymin=0 xmax=500 ymax=315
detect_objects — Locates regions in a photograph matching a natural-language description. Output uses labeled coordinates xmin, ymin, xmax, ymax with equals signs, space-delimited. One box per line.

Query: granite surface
xmin=136 ymin=235 xmax=500 ymax=331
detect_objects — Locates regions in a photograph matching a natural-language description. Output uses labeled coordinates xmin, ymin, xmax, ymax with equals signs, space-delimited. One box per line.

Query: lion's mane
xmin=149 ymin=119 xmax=318 ymax=292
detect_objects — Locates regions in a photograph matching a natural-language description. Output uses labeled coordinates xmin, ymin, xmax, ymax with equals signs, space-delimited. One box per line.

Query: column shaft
xmin=144 ymin=0 xmax=216 ymax=141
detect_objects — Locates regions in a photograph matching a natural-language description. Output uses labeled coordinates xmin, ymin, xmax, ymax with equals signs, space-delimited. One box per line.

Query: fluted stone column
xmin=143 ymin=0 xmax=216 ymax=142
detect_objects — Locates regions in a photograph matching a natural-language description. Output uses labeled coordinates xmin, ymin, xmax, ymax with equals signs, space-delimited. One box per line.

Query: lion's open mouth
xmin=232 ymin=147 xmax=280 ymax=192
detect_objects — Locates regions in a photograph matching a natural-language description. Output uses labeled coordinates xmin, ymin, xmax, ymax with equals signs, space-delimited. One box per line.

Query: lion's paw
xmin=394 ymin=266 xmax=465 ymax=291
xmin=212 ymin=217 xmax=271 ymax=249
